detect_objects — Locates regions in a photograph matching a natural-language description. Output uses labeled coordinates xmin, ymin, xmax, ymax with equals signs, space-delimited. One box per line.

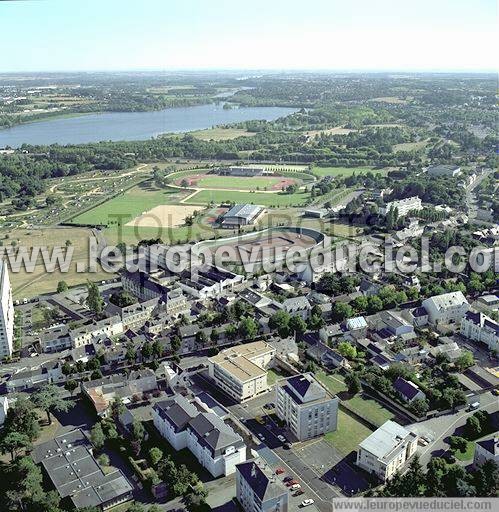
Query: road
xmin=409 ymin=391 xmax=498 ymax=467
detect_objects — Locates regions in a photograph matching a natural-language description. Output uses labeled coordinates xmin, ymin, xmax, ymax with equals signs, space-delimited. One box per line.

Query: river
xmin=0 ymin=103 xmax=296 ymax=147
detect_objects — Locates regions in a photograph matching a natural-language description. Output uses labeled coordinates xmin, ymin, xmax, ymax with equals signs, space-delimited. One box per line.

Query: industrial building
xmin=221 ymin=203 xmax=264 ymax=228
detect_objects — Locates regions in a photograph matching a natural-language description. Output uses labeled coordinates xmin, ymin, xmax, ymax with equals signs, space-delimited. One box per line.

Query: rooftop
xmin=209 ymin=341 xmax=274 ymax=383
xmin=359 ymin=420 xmax=417 ymax=462
xmin=237 ymin=459 xmax=288 ymax=502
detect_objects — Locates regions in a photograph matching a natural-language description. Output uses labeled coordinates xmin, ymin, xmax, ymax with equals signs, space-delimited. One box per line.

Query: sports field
xmin=193 ymin=175 xmax=297 ymax=191
xmin=71 ymin=183 xmax=186 ymax=226
xmin=311 ymin=166 xmax=386 ymax=177
xmin=184 ymin=189 xmax=310 ymax=207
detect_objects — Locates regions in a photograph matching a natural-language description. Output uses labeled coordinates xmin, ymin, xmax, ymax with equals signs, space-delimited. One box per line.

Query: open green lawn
xmin=325 ymin=410 xmax=374 ymax=456
xmin=311 ymin=166 xmax=386 ymax=178
xmin=453 ymin=441 xmax=476 ymax=462
xmin=315 ymin=371 xmax=394 ymax=427
xmin=315 ymin=370 xmax=347 ymax=394
xmin=267 ymin=369 xmax=286 ymax=386
xmin=184 ymin=189 xmax=310 ymax=207
xmin=71 ymin=183 xmax=185 ymax=225
xmin=195 ymin=175 xmax=295 ymax=190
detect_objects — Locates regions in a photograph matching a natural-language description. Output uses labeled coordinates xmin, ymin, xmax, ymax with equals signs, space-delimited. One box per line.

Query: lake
xmin=0 ymin=103 xmax=296 ymax=147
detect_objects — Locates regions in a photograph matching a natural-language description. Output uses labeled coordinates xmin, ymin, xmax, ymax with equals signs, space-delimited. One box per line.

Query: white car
xmin=301 ymin=499 xmax=315 ymax=507
xmin=257 ymin=433 xmax=265 ymax=440
xmin=277 ymin=434 xmax=286 ymax=442
xmin=290 ymin=484 xmax=301 ymax=491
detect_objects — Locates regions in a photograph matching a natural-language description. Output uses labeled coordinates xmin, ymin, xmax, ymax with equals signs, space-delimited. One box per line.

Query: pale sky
xmin=0 ymin=0 xmax=496 ymax=72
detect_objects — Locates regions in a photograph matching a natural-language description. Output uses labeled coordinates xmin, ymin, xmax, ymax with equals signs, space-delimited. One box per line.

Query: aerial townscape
xmin=0 ymin=1 xmax=497 ymax=512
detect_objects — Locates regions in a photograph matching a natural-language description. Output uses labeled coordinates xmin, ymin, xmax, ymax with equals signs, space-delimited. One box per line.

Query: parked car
xmin=283 ymin=476 xmax=293 ymax=482
xmin=277 ymin=434 xmax=286 ymax=443
xmin=257 ymin=433 xmax=265 ymax=441
xmin=255 ymin=416 xmax=265 ymax=424
xmin=294 ymin=490 xmax=305 ymax=496
xmin=301 ymin=499 xmax=315 ymax=507
xmin=275 ymin=467 xmax=285 ymax=475
xmin=290 ymin=484 xmax=301 ymax=491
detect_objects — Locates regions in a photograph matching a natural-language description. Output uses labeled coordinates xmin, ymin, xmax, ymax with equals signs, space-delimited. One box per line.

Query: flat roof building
xmin=379 ymin=196 xmax=423 ymax=217
xmin=32 ymin=429 xmax=133 ymax=510
xmin=221 ymin=203 xmax=265 ymax=228
xmin=357 ymin=420 xmax=418 ymax=481
xmin=208 ymin=341 xmax=275 ymax=402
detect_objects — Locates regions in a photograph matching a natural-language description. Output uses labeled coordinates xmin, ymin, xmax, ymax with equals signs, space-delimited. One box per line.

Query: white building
xmin=236 ymin=459 xmax=289 ymax=512
xmin=153 ymin=395 xmax=246 ymax=477
xmin=221 ymin=204 xmax=264 ymax=228
xmin=357 ymin=420 xmax=418 ymax=481
xmin=208 ymin=341 xmax=275 ymax=402
xmin=379 ymin=196 xmax=423 ymax=217
xmin=275 ymin=373 xmax=339 ymax=441
xmin=422 ymin=291 xmax=470 ymax=325
xmin=460 ymin=311 xmax=499 ymax=352
xmin=0 ymin=260 xmax=14 ymax=359
xmin=0 ymin=396 xmax=9 ymax=425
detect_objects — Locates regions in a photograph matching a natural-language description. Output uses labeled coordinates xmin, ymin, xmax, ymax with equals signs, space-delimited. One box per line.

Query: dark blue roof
xmin=394 ymin=377 xmax=421 ymax=400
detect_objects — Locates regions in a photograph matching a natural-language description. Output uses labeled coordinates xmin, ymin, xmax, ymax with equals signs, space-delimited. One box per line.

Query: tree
xmin=171 ymin=335 xmax=182 ymax=353
xmin=97 ymin=453 xmax=110 ymax=467
xmin=152 ymin=340 xmax=162 ymax=358
xmin=6 ymin=456 xmax=45 ymax=510
xmin=269 ymin=310 xmax=291 ymax=338
xmin=149 ymin=446 xmax=163 ymax=467
xmin=109 ymin=291 xmax=136 ymax=308
xmin=409 ymin=398 xmax=429 ymax=416
xmin=56 ymin=280 xmax=68 ymax=293
xmin=110 ymin=397 xmax=126 ymax=419
xmin=210 ymin=328 xmax=219 ymax=344
xmin=86 ymin=281 xmax=104 ymax=315
xmin=64 ymin=379 xmax=79 ymax=397
xmin=344 ymin=372 xmax=361 ymax=395
xmin=2 ymin=396 xmax=40 ymax=442
xmin=331 ymin=302 xmax=353 ymax=323
xmin=141 ymin=340 xmax=153 ymax=360
xmin=90 ymin=423 xmax=105 ymax=451
xmin=0 ymin=431 xmax=31 ymax=461
xmin=338 ymin=341 xmax=357 ymax=359
xmin=455 ymin=350 xmax=474 ymax=371
xmin=196 ymin=330 xmax=208 ymax=345
xmin=449 ymin=436 xmax=468 ymax=453
xmin=239 ymin=317 xmax=258 ymax=340
xmin=465 ymin=415 xmax=482 ymax=439
xmin=289 ymin=315 xmax=307 ymax=336
xmin=32 ymin=384 xmax=72 ymax=424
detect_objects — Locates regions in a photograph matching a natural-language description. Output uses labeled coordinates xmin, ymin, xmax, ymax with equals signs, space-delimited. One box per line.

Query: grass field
xmin=325 ymin=410 xmax=373 ymax=456
xmin=315 ymin=371 xmax=394 ymax=427
xmin=311 ymin=166 xmax=386 ymax=178
xmin=184 ymin=189 xmax=310 ymax=207
xmin=267 ymin=369 xmax=286 ymax=386
xmin=71 ymin=183 xmax=186 ymax=226
xmin=453 ymin=441 xmax=475 ymax=461
xmin=194 ymin=175 xmax=296 ymax=190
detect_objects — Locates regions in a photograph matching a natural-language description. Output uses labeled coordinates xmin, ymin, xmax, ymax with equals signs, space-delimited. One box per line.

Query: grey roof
xmin=237 ymin=460 xmax=288 ymax=502
xmin=476 ymin=436 xmax=499 ymax=456
xmin=359 ymin=420 xmax=417 ymax=462
xmin=188 ymin=412 xmax=243 ymax=456
xmin=153 ymin=395 xmax=198 ymax=433
xmin=224 ymin=203 xmax=262 ymax=221
xmin=32 ymin=429 xmax=132 ymax=508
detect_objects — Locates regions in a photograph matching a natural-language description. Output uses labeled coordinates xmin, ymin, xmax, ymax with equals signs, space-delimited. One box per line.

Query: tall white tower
xmin=0 ymin=260 xmax=14 ymax=359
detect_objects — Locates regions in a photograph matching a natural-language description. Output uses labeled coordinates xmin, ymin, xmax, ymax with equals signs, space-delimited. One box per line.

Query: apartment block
xmin=208 ymin=341 xmax=275 ymax=402
xmin=275 ymin=373 xmax=339 ymax=441
xmin=460 ymin=310 xmax=499 ymax=352
xmin=379 ymin=196 xmax=423 ymax=217
xmin=422 ymin=291 xmax=470 ymax=325
xmin=236 ymin=459 xmax=289 ymax=512
xmin=357 ymin=420 xmax=418 ymax=481
xmin=0 ymin=260 xmax=14 ymax=359
xmin=153 ymin=395 xmax=246 ymax=477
